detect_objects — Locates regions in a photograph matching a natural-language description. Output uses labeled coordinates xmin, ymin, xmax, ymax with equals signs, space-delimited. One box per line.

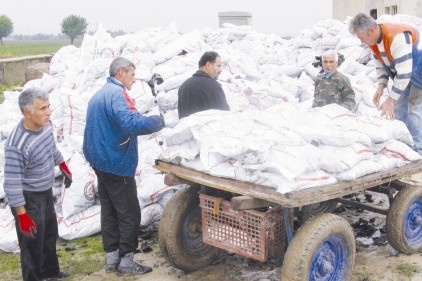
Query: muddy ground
xmin=3 ymin=180 xmax=422 ymax=281
xmin=75 ymin=189 xmax=422 ymax=281
xmin=76 ymin=242 xmax=422 ymax=281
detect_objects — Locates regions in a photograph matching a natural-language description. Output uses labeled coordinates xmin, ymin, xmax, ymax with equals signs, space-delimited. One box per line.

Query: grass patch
xmin=57 ymin=235 xmax=104 ymax=280
xmin=0 ymin=83 xmax=23 ymax=104
xmin=0 ymin=234 xmax=105 ymax=281
xmin=0 ymin=40 xmax=82 ymax=59
xmin=397 ymin=262 xmax=419 ymax=278
xmin=0 ymin=251 xmax=21 ymax=280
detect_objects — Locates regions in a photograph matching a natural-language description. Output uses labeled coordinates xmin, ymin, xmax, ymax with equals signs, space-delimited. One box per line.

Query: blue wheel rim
xmin=310 ymin=236 xmax=348 ymax=281
xmin=404 ymin=200 xmax=422 ymax=246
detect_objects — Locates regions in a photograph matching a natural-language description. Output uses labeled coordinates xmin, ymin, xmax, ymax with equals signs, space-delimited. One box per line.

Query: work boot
xmin=105 ymin=250 xmax=120 ymax=273
xmin=117 ymin=252 xmax=152 ymax=276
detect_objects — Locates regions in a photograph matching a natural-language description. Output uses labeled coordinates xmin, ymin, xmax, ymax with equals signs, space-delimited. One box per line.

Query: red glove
xmin=17 ymin=213 xmax=37 ymax=238
xmin=59 ymin=162 xmax=72 ymax=188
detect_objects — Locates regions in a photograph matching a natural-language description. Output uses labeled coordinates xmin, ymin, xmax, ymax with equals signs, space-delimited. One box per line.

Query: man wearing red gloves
xmin=3 ymin=87 xmax=72 ymax=281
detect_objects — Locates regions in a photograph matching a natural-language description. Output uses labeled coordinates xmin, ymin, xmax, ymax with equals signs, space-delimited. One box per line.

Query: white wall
xmin=333 ymin=0 xmax=422 ymax=21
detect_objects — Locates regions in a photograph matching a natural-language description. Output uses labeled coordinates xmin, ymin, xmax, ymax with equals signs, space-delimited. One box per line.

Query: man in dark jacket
xmin=178 ymin=51 xmax=230 ymax=118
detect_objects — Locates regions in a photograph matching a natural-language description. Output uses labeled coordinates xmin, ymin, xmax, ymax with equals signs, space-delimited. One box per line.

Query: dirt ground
xmin=74 ymin=229 xmax=422 ymax=281
xmin=4 ymin=177 xmax=422 ymax=281
xmin=76 ymin=184 xmax=422 ymax=281
xmin=75 ymin=244 xmax=422 ymax=281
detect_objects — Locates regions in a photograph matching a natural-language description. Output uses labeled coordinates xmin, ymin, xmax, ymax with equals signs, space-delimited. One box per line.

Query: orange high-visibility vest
xmin=370 ymin=23 xmax=418 ymax=64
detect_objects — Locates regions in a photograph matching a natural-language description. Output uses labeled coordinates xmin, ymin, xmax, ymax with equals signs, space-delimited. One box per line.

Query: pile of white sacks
xmin=1 ymin=13 xmax=421 ymax=252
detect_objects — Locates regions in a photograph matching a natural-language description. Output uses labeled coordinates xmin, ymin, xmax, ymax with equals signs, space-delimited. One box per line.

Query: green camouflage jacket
xmin=312 ymin=70 xmax=356 ymax=111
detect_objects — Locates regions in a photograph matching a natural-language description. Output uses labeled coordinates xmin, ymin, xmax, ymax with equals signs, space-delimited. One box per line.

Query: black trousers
xmin=94 ymin=169 xmax=141 ymax=256
xmin=12 ymin=189 xmax=60 ymax=281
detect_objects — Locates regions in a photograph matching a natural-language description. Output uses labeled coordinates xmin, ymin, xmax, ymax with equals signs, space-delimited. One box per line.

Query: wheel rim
xmin=404 ymin=200 xmax=422 ymax=245
xmin=181 ymin=208 xmax=206 ymax=252
xmin=310 ymin=236 xmax=348 ymax=281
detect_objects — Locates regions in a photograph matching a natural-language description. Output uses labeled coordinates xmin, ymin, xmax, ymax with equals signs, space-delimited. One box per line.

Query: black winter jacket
xmin=178 ymin=70 xmax=230 ymax=118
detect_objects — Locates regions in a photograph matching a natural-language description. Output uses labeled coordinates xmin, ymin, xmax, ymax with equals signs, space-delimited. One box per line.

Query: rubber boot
xmin=117 ymin=252 xmax=152 ymax=276
xmin=105 ymin=250 xmax=120 ymax=273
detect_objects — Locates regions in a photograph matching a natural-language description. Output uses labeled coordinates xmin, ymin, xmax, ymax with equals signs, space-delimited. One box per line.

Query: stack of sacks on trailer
xmin=0 ymin=13 xmax=421 ymax=251
xmin=159 ymin=103 xmax=420 ymax=193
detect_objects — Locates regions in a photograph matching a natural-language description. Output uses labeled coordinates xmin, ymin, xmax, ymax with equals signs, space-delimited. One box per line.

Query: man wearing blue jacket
xmin=83 ymin=57 xmax=164 ymax=276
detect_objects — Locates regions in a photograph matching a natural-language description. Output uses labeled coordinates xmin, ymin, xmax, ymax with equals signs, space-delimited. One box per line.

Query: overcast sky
xmin=3 ymin=0 xmax=332 ymax=37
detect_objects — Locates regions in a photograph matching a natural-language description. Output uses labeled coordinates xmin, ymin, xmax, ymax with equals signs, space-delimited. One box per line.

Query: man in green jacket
xmin=312 ymin=49 xmax=356 ymax=111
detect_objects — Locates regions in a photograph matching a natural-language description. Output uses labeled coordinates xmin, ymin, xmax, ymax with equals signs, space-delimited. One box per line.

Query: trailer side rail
xmin=154 ymin=160 xmax=422 ymax=208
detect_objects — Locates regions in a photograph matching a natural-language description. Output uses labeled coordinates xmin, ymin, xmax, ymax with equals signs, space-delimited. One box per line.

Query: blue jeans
xmin=395 ymin=83 xmax=422 ymax=154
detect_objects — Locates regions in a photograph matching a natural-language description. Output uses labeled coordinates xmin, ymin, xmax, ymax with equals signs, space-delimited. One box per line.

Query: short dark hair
xmin=198 ymin=51 xmax=220 ymax=68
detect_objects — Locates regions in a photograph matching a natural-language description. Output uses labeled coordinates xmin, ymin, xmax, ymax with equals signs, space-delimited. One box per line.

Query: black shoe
xmin=140 ymin=241 xmax=153 ymax=253
xmin=117 ymin=262 xmax=152 ymax=276
xmin=43 ymin=271 xmax=70 ymax=280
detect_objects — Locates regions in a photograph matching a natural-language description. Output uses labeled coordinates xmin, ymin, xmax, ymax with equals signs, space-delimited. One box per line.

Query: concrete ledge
xmin=0 ymin=54 xmax=53 ymax=85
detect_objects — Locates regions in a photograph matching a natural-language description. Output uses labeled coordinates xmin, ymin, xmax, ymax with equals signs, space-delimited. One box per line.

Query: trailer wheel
xmin=158 ymin=185 xmax=179 ymax=256
xmin=158 ymin=184 xmax=220 ymax=272
xmin=298 ymin=199 xmax=338 ymax=224
xmin=386 ymin=185 xmax=422 ymax=254
xmin=281 ymin=213 xmax=355 ymax=281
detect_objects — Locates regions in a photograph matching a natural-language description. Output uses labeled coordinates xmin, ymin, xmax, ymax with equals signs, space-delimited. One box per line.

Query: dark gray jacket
xmin=178 ymin=70 xmax=230 ymax=118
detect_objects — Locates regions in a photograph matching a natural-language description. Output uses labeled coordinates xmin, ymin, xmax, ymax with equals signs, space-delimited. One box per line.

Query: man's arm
xmin=340 ymin=77 xmax=356 ymax=111
xmin=209 ymin=83 xmax=230 ymax=111
xmin=4 ymin=146 xmax=26 ymax=207
xmin=4 ymin=147 xmax=37 ymax=238
xmin=377 ymin=33 xmax=413 ymax=119
xmin=112 ymin=89 xmax=164 ymax=135
xmin=389 ymin=32 xmax=413 ymax=98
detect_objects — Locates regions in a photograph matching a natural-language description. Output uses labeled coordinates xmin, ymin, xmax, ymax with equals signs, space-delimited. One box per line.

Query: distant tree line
xmin=0 ymin=13 xmax=127 ymax=45
xmin=12 ymin=33 xmax=69 ymax=40
xmin=11 ymin=30 xmax=126 ymax=41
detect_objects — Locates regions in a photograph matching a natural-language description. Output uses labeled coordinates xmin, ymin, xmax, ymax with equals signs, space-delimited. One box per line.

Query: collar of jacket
xmin=194 ymin=69 xmax=212 ymax=78
xmin=107 ymin=76 xmax=126 ymax=89
xmin=323 ymin=70 xmax=337 ymax=79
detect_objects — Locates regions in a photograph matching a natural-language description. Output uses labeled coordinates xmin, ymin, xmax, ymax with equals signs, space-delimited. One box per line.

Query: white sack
xmin=140 ymin=203 xmax=163 ymax=227
xmin=0 ymin=206 xmax=19 ymax=253
xmin=58 ymin=204 xmax=101 ymax=240
xmin=59 ymin=153 xmax=96 ymax=219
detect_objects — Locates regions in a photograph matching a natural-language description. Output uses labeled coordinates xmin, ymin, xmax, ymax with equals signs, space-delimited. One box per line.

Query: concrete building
xmin=218 ymin=11 xmax=252 ymax=28
xmin=333 ymin=0 xmax=422 ymax=21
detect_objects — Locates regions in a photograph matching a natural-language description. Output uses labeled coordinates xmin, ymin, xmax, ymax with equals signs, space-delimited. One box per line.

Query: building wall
xmin=333 ymin=0 xmax=422 ymax=21
xmin=0 ymin=55 xmax=52 ymax=85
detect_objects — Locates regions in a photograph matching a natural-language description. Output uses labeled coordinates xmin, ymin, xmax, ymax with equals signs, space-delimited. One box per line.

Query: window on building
xmin=370 ymin=9 xmax=377 ymax=19
xmin=392 ymin=5 xmax=398 ymax=15
xmin=385 ymin=6 xmax=390 ymax=14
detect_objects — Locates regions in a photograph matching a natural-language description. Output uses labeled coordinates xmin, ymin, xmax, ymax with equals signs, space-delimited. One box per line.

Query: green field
xmin=0 ymin=39 xmax=82 ymax=59
xmin=0 ymin=39 xmax=82 ymax=101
